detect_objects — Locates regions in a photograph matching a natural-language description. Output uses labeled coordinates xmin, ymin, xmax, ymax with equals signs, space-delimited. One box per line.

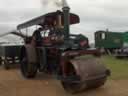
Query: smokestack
xmin=62 ymin=6 xmax=70 ymax=40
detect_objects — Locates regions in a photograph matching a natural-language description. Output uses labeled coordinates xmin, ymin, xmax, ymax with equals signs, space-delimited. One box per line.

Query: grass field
xmin=101 ymin=55 xmax=128 ymax=80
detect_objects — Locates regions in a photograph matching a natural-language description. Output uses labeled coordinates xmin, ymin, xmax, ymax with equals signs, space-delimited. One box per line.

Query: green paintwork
xmin=95 ymin=31 xmax=123 ymax=48
xmin=59 ymin=34 xmax=89 ymax=50
xmin=123 ymin=32 xmax=128 ymax=47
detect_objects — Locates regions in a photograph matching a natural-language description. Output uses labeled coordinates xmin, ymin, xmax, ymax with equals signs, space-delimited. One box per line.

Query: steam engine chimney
xmin=62 ymin=0 xmax=70 ymax=40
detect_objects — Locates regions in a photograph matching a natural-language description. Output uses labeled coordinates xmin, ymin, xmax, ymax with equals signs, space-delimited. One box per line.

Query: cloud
xmin=0 ymin=0 xmax=128 ymax=43
xmin=0 ymin=0 xmax=41 ymax=9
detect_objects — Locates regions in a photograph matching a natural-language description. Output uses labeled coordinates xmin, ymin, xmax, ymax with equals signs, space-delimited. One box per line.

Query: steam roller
xmin=13 ymin=1 xmax=111 ymax=94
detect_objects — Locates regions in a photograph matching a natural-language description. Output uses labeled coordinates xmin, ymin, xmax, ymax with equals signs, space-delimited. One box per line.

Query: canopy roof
xmin=17 ymin=10 xmax=80 ymax=30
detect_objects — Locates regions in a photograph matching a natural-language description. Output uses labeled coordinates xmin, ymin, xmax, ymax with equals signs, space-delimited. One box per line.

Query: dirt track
xmin=0 ymin=67 xmax=128 ymax=96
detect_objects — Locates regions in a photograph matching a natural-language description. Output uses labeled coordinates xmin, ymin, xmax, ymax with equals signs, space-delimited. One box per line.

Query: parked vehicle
xmin=95 ymin=30 xmax=128 ymax=58
xmin=95 ymin=30 xmax=123 ymax=53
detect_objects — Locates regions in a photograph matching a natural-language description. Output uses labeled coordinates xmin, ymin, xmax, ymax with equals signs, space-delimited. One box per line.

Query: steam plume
xmin=41 ymin=0 xmax=69 ymax=8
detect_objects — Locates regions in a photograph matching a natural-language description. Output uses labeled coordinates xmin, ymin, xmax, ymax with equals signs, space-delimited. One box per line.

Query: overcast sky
xmin=0 ymin=0 xmax=128 ymax=43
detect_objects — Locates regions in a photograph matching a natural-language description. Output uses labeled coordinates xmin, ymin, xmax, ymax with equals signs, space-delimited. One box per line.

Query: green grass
xmin=101 ymin=55 xmax=128 ymax=80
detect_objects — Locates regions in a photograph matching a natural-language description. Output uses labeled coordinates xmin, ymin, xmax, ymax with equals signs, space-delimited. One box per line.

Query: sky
xmin=0 ymin=0 xmax=128 ymax=43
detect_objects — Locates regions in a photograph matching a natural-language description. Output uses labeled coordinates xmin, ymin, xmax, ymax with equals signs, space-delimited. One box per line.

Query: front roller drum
xmin=61 ymin=76 xmax=107 ymax=93
xmin=61 ymin=58 xmax=109 ymax=93
xmin=85 ymin=76 xmax=107 ymax=89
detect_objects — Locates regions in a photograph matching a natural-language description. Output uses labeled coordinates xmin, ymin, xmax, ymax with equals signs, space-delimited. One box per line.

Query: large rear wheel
xmin=20 ymin=50 xmax=38 ymax=78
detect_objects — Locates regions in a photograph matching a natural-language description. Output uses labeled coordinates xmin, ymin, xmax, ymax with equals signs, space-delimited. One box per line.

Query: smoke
xmin=0 ymin=30 xmax=17 ymax=37
xmin=41 ymin=0 xmax=69 ymax=8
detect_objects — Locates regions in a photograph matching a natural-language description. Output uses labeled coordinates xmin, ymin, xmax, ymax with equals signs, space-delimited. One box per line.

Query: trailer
xmin=0 ymin=45 xmax=22 ymax=69
xmin=95 ymin=30 xmax=124 ymax=54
